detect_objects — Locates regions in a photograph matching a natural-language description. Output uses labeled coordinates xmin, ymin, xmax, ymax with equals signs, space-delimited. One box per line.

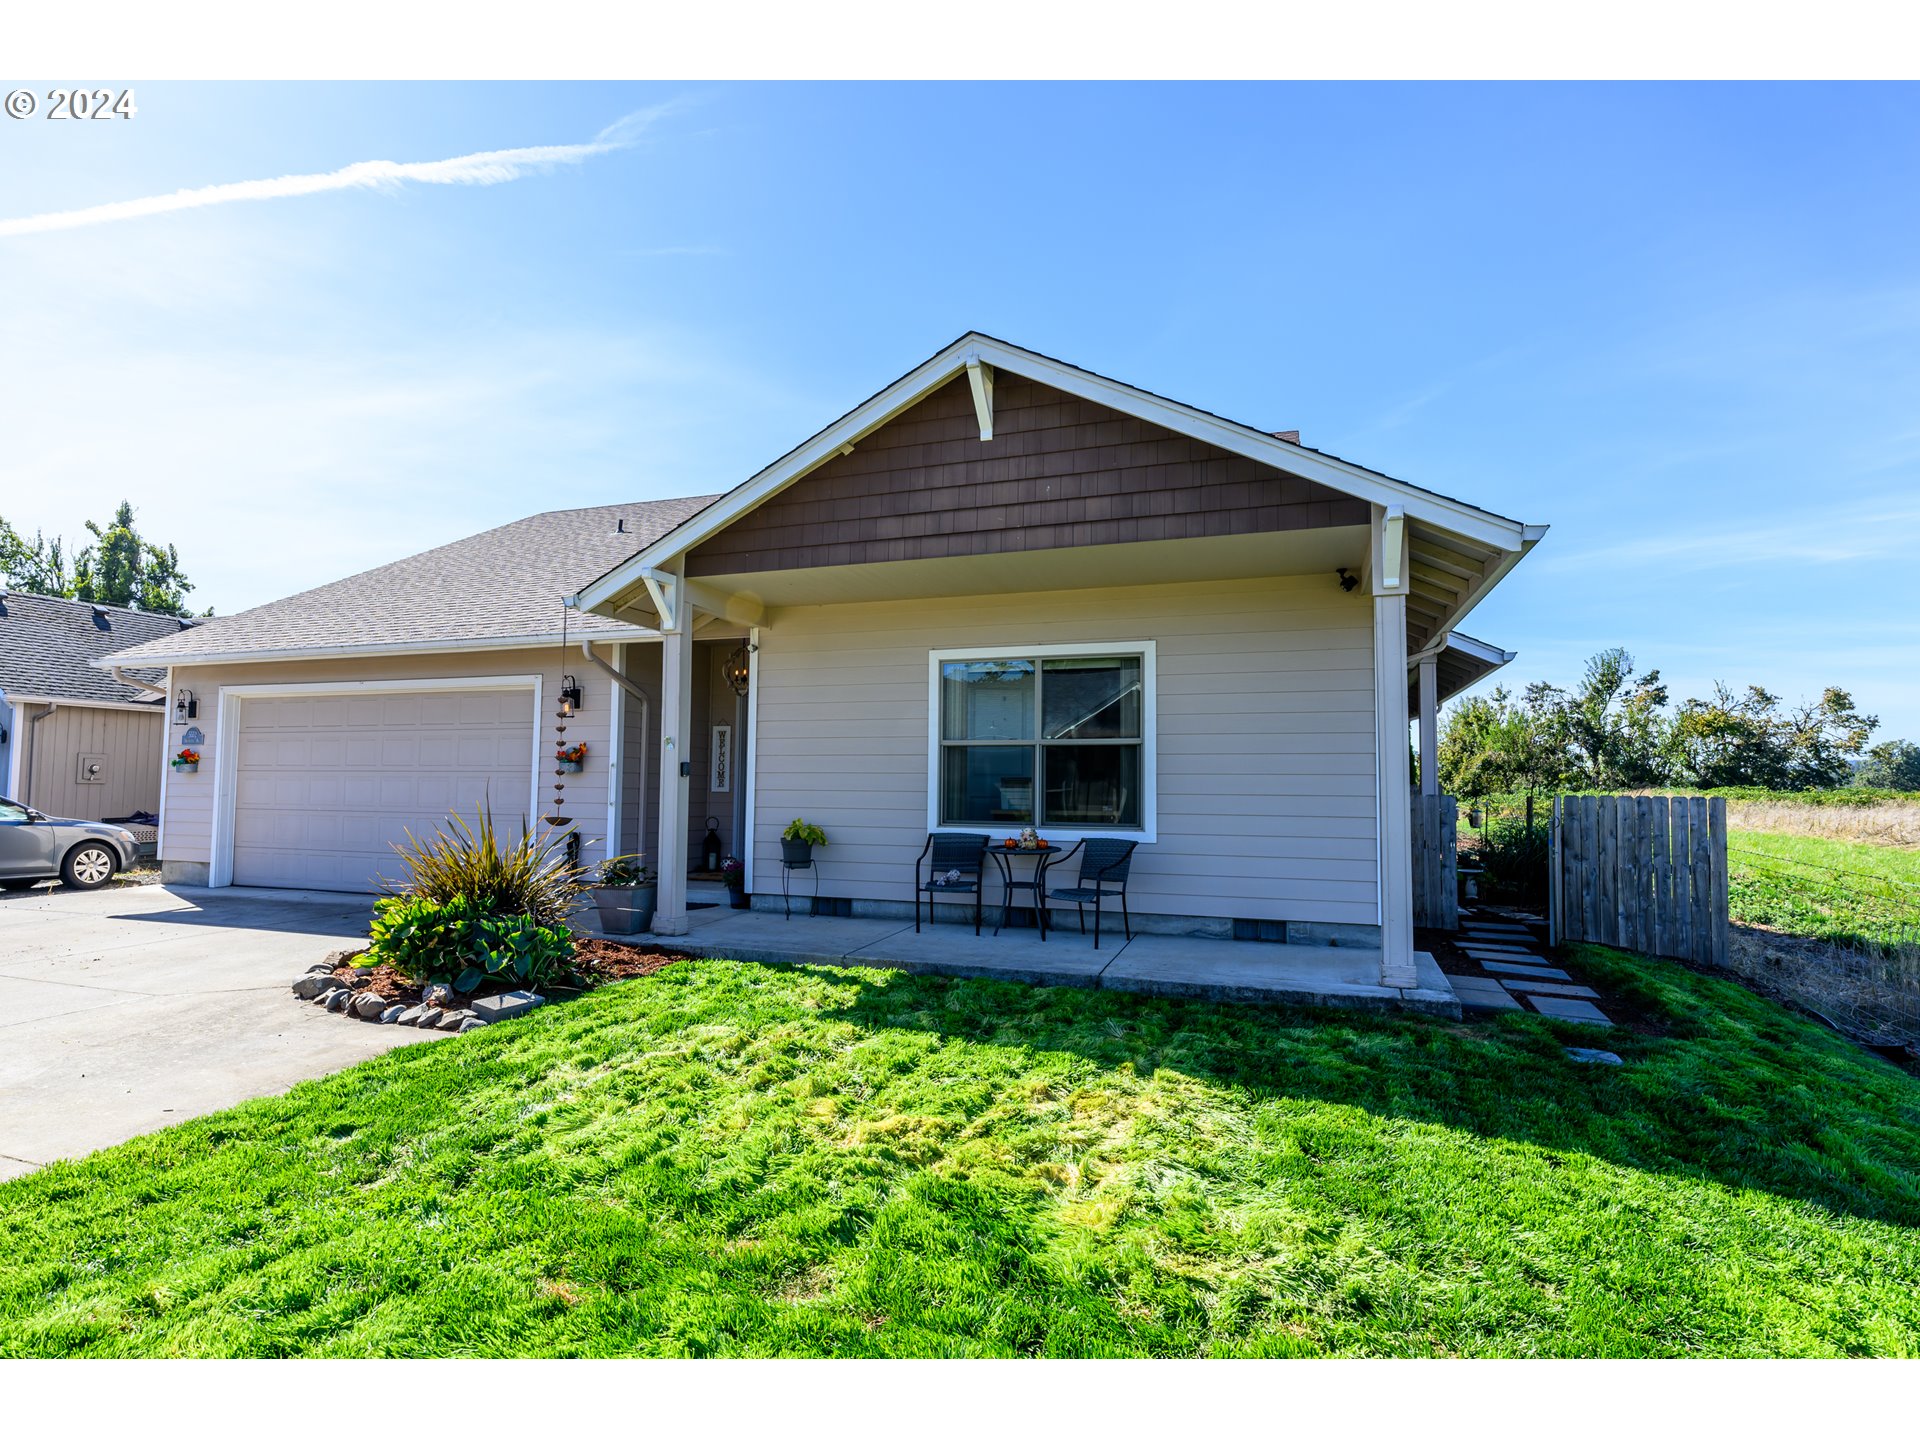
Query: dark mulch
xmin=328 ymin=936 xmax=682 ymax=1011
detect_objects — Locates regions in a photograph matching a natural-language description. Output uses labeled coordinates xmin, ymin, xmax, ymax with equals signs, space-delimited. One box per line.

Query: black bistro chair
xmin=1045 ymin=838 xmax=1140 ymax=949
xmin=914 ymin=832 xmax=990 ymax=935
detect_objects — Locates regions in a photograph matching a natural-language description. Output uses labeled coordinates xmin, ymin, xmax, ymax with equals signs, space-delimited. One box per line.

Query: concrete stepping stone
xmin=1461 ymin=944 xmax=1537 ymax=957
xmin=1566 ymin=1047 xmax=1623 ymax=1065
xmin=1463 ymin=949 xmax=1550 ymax=964
xmin=1450 ymin=975 xmax=1523 ymax=1012
xmin=1528 ymin=995 xmax=1612 ymax=1025
xmin=1482 ymin=960 xmax=1572 ymax=980
xmin=1498 ymin=978 xmax=1599 ymax=998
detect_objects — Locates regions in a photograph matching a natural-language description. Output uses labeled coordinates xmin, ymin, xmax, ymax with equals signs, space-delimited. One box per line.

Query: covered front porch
xmin=596 ymin=896 xmax=1461 ymax=1017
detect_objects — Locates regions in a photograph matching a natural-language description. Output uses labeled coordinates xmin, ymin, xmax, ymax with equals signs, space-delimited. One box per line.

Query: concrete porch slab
xmin=638 ymin=909 xmax=1459 ymax=1017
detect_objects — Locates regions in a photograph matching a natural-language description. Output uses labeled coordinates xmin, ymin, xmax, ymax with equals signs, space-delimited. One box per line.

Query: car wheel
xmin=62 ymin=843 xmax=118 ymax=890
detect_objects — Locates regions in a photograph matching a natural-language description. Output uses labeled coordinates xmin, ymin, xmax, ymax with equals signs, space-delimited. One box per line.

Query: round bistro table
xmin=989 ymin=842 xmax=1063 ymax=938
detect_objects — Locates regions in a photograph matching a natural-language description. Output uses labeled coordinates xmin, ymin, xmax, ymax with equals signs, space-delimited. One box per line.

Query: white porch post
xmin=1373 ymin=506 xmax=1417 ymax=989
xmin=654 ymin=562 xmax=694 ymax=936
xmin=1417 ymin=655 xmax=1439 ymax=798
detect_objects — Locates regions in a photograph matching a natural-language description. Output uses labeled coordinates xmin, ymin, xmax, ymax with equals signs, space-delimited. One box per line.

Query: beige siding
xmin=18 ymin=703 xmax=164 ymax=822
xmin=750 ymin=575 xmax=1379 ymax=927
xmin=161 ymin=648 xmax=620 ymax=879
xmin=619 ymin=643 xmax=659 ymax=859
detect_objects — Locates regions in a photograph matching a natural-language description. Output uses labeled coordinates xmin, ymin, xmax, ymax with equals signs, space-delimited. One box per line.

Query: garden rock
xmin=423 ymin=983 xmax=454 ymax=1008
xmin=414 ymin=1008 xmax=444 ymax=1030
xmin=396 ymin=1005 xmax=430 ymax=1027
xmin=351 ymin=992 xmax=389 ymax=1020
xmin=324 ymin=989 xmax=354 ymax=1013
xmin=322 ymin=948 xmax=361 ymax=967
xmin=456 ymin=1016 xmax=488 ymax=1033
xmin=378 ymin=1005 xmax=406 ymax=1024
xmin=347 ymin=973 xmax=374 ymax=989
xmin=469 ymin=991 xmax=545 ymax=1024
xmin=305 ymin=962 xmax=337 ymax=975
xmin=291 ymin=974 xmax=344 ymax=1000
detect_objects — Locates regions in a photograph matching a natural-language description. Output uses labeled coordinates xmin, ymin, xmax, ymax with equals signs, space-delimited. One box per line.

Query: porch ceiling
xmin=610 ymin=525 xmax=1369 ymax=623
xmin=1403 ymin=518 xmax=1518 ymax=657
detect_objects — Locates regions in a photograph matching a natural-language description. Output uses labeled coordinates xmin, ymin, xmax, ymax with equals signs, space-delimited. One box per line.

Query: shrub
xmin=1462 ymin=819 xmax=1550 ymax=904
xmin=385 ymin=807 xmax=588 ymax=928
xmin=367 ymin=893 xmax=575 ymax=993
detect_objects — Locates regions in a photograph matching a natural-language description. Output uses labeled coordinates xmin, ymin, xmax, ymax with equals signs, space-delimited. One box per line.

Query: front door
xmin=0 ymin=799 xmax=57 ymax=879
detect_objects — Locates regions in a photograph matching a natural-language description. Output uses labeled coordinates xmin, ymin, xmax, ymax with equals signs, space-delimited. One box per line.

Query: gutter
xmin=19 ymin=702 xmax=56 ymax=804
xmin=87 ymin=626 xmax=665 ymax=672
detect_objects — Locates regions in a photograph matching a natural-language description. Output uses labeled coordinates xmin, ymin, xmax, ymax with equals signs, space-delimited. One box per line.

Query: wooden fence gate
xmin=1549 ymin=795 xmax=1728 ymax=965
xmin=1411 ymin=793 xmax=1458 ymax=931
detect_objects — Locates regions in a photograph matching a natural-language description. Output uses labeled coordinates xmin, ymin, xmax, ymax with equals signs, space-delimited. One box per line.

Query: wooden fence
xmin=1549 ymin=795 xmax=1728 ymax=965
xmin=1411 ymin=793 xmax=1459 ymax=931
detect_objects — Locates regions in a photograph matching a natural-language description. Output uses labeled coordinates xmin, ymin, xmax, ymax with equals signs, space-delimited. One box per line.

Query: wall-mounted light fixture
xmin=723 ymin=642 xmax=755 ymax=697
xmin=558 ymin=675 xmax=583 ymax=716
xmin=174 ymin=689 xmax=198 ymax=721
xmin=1336 ymin=568 xmax=1360 ymax=593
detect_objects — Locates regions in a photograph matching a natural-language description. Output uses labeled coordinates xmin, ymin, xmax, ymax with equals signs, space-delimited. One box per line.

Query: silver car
xmin=0 ymin=797 xmax=138 ymax=891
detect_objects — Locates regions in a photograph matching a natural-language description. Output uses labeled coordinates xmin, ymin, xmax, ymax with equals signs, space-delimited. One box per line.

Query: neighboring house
xmin=1 ymin=592 xmax=193 ymax=823
xmin=101 ymin=333 xmax=1543 ymax=986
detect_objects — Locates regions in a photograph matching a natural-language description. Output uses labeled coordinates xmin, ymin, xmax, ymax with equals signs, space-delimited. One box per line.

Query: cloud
xmin=1535 ymin=494 xmax=1920 ymax=576
xmin=0 ymin=106 xmax=674 ymax=239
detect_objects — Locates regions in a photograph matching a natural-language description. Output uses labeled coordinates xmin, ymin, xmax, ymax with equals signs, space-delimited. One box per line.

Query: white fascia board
xmin=1445 ymin=632 xmax=1518 ymax=667
xmin=86 ymin=627 xmax=663 ymax=672
xmin=1 ymin=692 xmax=165 ymax=714
xmin=575 ymin=332 xmax=1539 ymax=615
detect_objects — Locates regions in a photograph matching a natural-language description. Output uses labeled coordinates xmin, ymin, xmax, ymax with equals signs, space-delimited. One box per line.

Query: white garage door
xmin=230 ymin=687 xmax=535 ymax=892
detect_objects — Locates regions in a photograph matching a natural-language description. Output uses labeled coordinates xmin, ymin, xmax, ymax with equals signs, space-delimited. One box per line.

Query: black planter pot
xmin=781 ymin=839 xmax=814 ymax=868
xmin=727 ymin=882 xmax=750 ymax=910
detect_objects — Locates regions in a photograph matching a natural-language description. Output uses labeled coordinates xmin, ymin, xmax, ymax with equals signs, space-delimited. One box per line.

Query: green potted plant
xmin=591 ymin=854 xmax=656 ymax=934
xmin=781 ymin=818 xmax=826 ymax=867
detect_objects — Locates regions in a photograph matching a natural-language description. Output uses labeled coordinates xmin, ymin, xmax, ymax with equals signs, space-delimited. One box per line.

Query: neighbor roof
xmin=98 ymin=498 xmax=716 ymax=668
xmin=0 ymin=592 xmax=192 ymax=705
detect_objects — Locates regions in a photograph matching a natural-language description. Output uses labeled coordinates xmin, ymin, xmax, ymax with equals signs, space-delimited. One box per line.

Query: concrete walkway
xmin=625 ymin=905 xmax=1461 ymax=1017
xmin=0 ymin=884 xmax=437 ymax=1180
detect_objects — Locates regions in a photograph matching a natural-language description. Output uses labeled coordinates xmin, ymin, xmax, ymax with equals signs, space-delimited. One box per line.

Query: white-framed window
xmin=927 ymin=641 xmax=1156 ymax=840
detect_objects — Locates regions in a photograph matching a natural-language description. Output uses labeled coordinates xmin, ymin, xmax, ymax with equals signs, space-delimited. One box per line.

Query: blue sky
xmin=4 ymin=82 xmax=1917 ymax=737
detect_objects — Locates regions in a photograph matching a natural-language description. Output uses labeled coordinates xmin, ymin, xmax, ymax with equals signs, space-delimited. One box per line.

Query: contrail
xmin=0 ymin=107 xmax=670 ymax=239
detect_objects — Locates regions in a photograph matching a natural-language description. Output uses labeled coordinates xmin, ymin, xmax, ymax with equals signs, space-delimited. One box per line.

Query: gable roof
xmin=0 ymin=592 xmax=192 ymax=705
xmin=97 ymin=498 xmax=715 ymax=669
xmin=576 ymin=331 xmax=1547 ymax=614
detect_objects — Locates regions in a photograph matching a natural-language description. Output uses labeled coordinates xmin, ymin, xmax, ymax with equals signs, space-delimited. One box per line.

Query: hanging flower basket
xmin=172 ymin=748 xmax=201 ymax=775
xmin=555 ymin=742 xmax=587 ymax=774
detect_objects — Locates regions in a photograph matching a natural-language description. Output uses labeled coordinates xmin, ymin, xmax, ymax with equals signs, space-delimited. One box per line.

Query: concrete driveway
xmin=0 ymin=883 xmax=441 ymax=1181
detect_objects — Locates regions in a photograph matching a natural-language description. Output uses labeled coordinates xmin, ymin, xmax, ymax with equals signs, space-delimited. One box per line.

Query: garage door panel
xmin=230 ymin=687 xmax=533 ymax=892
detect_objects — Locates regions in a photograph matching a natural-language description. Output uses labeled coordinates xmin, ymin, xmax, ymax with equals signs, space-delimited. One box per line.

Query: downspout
xmin=20 ymin=702 xmax=56 ymax=805
xmin=109 ymin=666 xmax=170 ymax=700
xmin=579 ymin=640 xmax=651 ymax=704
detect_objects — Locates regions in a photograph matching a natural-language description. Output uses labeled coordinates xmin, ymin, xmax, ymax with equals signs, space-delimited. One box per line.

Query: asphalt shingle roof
xmin=0 ymin=592 xmax=190 ymax=705
xmin=102 ymin=498 xmax=717 ymax=667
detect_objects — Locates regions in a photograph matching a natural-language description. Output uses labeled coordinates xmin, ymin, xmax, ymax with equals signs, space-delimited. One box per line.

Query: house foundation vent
xmin=1232 ymin=919 xmax=1289 ymax=944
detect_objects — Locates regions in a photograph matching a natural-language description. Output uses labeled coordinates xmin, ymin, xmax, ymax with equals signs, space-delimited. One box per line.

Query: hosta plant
xmin=367 ymin=893 xmax=575 ymax=993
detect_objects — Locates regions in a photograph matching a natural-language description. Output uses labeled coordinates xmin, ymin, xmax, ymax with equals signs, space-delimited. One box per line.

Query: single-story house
xmin=2 ymin=591 xmax=193 ymax=828
xmin=101 ymin=333 xmax=1542 ymax=987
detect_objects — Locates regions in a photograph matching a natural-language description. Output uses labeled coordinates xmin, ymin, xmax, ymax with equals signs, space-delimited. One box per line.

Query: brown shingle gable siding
xmin=687 ymin=373 xmax=1368 ymax=577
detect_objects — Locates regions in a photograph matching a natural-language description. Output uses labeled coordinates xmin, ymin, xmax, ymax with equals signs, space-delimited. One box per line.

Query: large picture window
xmin=933 ymin=645 xmax=1152 ymax=833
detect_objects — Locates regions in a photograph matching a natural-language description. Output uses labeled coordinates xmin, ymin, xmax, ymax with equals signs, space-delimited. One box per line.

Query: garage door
xmin=230 ymin=687 xmax=534 ymax=892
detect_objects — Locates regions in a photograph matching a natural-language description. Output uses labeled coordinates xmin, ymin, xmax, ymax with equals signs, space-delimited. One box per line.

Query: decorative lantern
xmin=702 ymin=817 xmax=725 ymax=873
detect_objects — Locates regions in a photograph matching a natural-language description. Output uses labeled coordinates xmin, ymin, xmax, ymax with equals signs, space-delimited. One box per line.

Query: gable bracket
xmin=640 ymin=567 xmax=681 ymax=633
xmin=965 ymin=355 xmax=995 ymax=442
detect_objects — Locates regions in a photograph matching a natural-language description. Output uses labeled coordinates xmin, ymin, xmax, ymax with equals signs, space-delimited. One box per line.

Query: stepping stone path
xmin=1447 ymin=908 xmax=1616 ymax=1028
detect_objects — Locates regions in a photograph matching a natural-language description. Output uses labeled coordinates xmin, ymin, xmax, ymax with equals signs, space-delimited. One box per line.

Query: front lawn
xmin=3 ymin=948 xmax=1918 ymax=1357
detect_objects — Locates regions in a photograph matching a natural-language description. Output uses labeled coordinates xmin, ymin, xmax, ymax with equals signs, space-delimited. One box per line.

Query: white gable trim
xmin=577 ymin=332 xmax=1541 ymax=614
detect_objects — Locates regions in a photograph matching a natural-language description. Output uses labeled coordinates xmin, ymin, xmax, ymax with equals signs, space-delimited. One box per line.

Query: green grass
xmin=1730 ymin=831 xmax=1920 ymax=950
xmin=4 ymin=952 xmax=1919 ymax=1357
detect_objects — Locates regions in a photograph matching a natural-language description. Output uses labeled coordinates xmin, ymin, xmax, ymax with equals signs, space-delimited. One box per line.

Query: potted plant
xmin=171 ymin=747 xmax=201 ymax=775
xmin=590 ymin=855 xmax=657 ymax=934
xmin=555 ymin=741 xmax=588 ymax=774
xmin=720 ymin=855 xmax=748 ymax=908
xmin=782 ymin=818 xmax=827 ymax=867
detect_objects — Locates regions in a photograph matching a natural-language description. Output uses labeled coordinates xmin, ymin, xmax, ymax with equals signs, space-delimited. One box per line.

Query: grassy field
xmin=5 ymin=951 xmax=1919 ymax=1357
xmin=1729 ymin=830 xmax=1920 ymax=952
